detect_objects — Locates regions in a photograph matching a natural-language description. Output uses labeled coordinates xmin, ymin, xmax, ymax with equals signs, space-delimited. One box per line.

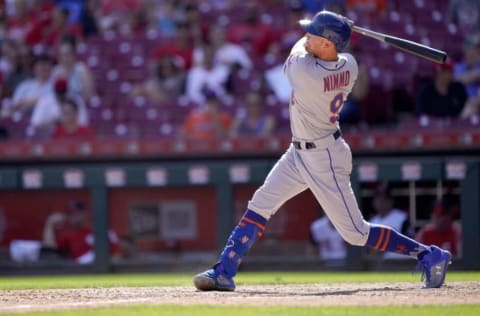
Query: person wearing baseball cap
xmin=416 ymin=60 xmax=467 ymax=118
xmin=51 ymin=200 xmax=121 ymax=264
xmin=416 ymin=199 xmax=462 ymax=257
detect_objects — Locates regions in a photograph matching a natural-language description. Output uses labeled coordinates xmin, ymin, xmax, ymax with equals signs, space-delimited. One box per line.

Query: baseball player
xmin=194 ymin=10 xmax=451 ymax=291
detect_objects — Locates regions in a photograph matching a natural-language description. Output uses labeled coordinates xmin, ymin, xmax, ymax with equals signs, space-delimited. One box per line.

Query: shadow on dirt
xmin=239 ymin=286 xmax=404 ymax=297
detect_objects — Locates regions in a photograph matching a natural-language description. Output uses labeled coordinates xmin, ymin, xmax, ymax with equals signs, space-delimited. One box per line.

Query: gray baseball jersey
xmin=248 ymin=36 xmax=370 ymax=246
xmin=285 ymin=37 xmax=358 ymax=140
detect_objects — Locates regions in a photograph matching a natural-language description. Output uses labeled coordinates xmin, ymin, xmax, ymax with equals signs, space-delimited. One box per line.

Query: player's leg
xmin=296 ymin=140 xmax=370 ymax=245
xmin=194 ymin=146 xmax=308 ymax=291
xmin=299 ymin=140 xmax=451 ymax=287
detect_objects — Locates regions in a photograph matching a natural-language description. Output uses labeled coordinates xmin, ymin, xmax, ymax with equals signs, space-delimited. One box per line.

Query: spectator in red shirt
xmin=6 ymin=0 xmax=36 ymax=42
xmin=96 ymin=0 xmax=141 ymax=32
xmin=415 ymin=199 xmax=462 ymax=257
xmin=44 ymin=200 xmax=121 ymax=264
xmin=101 ymin=0 xmax=141 ymax=15
xmin=24 ymin=1 xmax=64 ymax=47
xmin=346 ymin=0 xmax=387 ymax=18
xmin=227 ymin=0 xmax=278 ymax=58
xmin=52 ymin=99 xmax=94 ymax=140
xmin=7 ymin=0 xmax=56 ymax=44
xmin=42 ymin=7 xmax=82 ymax=49
xmin=152 ymin=20 xmax=195 ymax=70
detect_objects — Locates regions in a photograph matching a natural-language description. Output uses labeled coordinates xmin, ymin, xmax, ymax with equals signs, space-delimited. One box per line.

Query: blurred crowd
xmin=0 ymin=0 xmax=477 ymax=142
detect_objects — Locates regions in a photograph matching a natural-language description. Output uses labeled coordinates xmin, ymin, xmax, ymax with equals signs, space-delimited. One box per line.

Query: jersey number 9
xmin=329 ymin=93 xmax=344 ymax=124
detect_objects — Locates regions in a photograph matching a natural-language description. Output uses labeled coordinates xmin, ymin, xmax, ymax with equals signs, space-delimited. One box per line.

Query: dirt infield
xmin=1 ymin=281 xmax=479 ymax=313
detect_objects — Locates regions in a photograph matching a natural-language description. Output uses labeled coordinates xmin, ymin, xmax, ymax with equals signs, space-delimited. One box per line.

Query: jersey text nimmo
xmin=323 ymin=70 xmax=351 ymax=92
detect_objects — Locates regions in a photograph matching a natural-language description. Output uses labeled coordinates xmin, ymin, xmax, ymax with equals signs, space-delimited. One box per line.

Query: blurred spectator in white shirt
xmin=265 ymin=43 xmax=292 ymax=103
xmin=208 ymin=23 xmax=252 ymax=71
xmin=51 ymin=37 xmax=95 ymax=101
xmin=369 ymin=182 xmax=414 ymax=259
xmin=310 ymin=213 xmax=347 ymax=264
xmin=206 ymin=23 xmax=253 ymax=95
xmin=1 ymin=54 xmax=53 ymax=118
xmin=30 ymin=77 xmax=88 ymax=133
xmin=186 ymin=44 xmax=229 ymax=104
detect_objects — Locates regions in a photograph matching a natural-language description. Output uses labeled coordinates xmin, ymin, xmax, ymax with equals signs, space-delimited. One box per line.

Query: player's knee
xmin=342 ymin=235 xmax=365 ymax=247
xmin=338 ymin=228 xmax=369 ymax=247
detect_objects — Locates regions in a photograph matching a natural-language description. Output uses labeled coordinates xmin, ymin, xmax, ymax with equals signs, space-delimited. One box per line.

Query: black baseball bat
xmin=352 ymin=25 xmax=447 ymax=64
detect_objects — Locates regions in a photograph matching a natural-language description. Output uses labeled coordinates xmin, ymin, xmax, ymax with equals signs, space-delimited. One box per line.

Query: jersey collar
xmin=315 ymin=55 xmax=347 ymax=71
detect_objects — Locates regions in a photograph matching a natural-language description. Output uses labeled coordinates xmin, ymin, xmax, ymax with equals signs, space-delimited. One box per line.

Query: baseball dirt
xmin=0 ymin=281 xmax=479 ymax=314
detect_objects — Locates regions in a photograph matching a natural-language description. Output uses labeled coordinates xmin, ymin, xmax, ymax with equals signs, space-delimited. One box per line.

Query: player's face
xmin=68 ymin=211 xmax=87 ymax=227
xmin=304 ymin=33 xmax=334 ymax=55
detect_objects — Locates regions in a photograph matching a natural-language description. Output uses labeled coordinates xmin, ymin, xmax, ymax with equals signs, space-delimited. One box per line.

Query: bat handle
xmin=351 ymin=25 xmax=387 ymax=42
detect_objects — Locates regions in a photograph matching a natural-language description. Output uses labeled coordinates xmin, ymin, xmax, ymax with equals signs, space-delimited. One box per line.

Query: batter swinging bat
xmin=351 ymin=25 xmax=447 ymax=64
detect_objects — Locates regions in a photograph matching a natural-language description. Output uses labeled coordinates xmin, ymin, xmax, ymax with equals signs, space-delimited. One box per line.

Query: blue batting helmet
xmin=299 ymin=10 xmax=352 ymax=52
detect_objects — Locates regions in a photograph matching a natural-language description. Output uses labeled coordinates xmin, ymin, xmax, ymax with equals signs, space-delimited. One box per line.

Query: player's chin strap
xmin=217 ymin=210 xmax=267 ymax=277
